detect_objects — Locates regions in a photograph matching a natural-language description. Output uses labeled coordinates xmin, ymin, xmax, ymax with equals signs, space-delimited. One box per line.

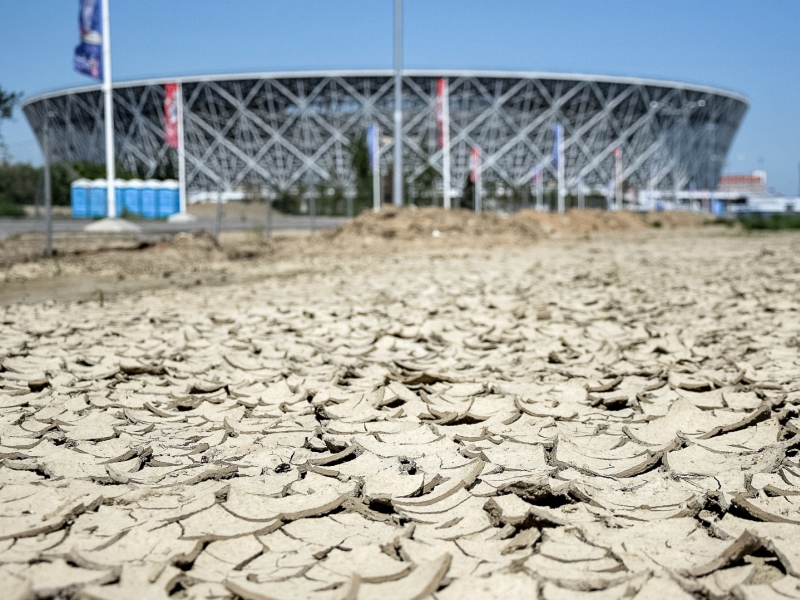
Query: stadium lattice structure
xmin=23 ymin=70 xmax=748 ymax=199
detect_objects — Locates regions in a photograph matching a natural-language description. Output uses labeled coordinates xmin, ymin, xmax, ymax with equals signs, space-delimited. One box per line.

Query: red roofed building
xmin=718 ymin=171 xmax=766 ymax=194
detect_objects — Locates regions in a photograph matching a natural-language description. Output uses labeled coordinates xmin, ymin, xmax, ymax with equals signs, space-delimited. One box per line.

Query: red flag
xmin=470 ymin=147 xmax=481 ymax=183
xmin=164 ymin=83 xmax=179 ymax=149
xmin=435 ymin=78 xmax=448 ymax=149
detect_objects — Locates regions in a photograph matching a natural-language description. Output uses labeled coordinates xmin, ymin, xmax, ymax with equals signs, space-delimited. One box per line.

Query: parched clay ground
xmin=1 ymin=227 xmax=800 ymax=600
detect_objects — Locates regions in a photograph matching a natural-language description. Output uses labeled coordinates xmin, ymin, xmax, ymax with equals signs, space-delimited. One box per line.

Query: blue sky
xmin=1 ymin=0 xmax=798 ymax=194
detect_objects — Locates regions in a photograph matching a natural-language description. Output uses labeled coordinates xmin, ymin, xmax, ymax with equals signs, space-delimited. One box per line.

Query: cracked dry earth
xmin=2 ymin=231 xmax=800 ymax=600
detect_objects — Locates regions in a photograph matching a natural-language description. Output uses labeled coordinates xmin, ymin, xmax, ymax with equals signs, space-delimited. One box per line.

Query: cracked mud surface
xmin=1 ymin=230 xmax=800 ymax=599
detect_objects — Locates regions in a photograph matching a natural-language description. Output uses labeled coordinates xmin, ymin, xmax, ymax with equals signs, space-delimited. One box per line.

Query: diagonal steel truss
xmin=23 ymin=71 xmax=748 ymax=199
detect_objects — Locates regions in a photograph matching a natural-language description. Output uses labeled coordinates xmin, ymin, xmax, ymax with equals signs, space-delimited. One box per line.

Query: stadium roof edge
xmin=21 ymin=69 xmax=749 ymax=108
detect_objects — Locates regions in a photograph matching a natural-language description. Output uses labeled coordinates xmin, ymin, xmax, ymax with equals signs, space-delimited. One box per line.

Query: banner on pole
xmin=436 ymin=78 xmax=449 ymax=149
xmin=164 ymin=83 xmax=179 ymax=149
xmin=367 ymin=125 xmax=379 ymax=172
xmin=470 ymin=147 xmax=481 ymax=183
xmin=552 ymin=125 xmax=563 ymax=168
xmin=74 ymin=0 xmax=103 ymax=80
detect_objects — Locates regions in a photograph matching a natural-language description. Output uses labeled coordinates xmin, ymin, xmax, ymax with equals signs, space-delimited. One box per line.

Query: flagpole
xmin=372 ymin=126 xmax=380 ymax=212
xmin=392 ymin=0 xmax=403 ymax=206
xmin=556 ymin=125 xmax=565 ymax=214
xmin=471 ymin=147 xmax=482 ymax=212
xmin=577 ymin=175 xmax=584 ymax=210
xmin=536 ymin=167 xmax=543 ymax=210
xmin=101 ymin=0 xmax=116 ymax=218
xmin=614 ymin=148 xmax=622 ymax=211
xmin=441 ymin=79 xmax=451 ymax=210
xmin=177 ymin=83 xmax=187 ymax=215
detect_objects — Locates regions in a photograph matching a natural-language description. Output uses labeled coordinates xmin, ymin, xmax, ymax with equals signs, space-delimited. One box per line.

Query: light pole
xmin=392 ymin=0 xmax=403 ymax=206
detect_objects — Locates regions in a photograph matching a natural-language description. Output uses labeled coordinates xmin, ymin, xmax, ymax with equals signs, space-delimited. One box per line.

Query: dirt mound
xmin=327 ymin=206 xmax=711 ymax=246
xmin=327 ymin=205 xmax=542 ymax=246
xmin=160 ymin=229 xmax=220 ymax=251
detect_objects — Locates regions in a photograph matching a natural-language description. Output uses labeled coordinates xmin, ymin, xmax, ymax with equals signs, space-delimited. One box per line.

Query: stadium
xmin=21 ymin=70 xmax=748 ymax=205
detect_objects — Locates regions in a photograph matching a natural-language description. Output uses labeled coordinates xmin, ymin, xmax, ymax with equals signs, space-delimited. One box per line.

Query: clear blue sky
xmin=1 ymin=0 xmax=798 ymax=194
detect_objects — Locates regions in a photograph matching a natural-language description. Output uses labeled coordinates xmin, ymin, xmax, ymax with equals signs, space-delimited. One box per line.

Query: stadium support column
xmin=393 ymin=0 xmax=403 ymax=207
xmin=101 ymin=0 xmax=116 ymax=218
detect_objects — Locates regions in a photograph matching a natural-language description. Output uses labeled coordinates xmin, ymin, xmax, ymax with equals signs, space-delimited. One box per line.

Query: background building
xmin=718 ymin=171 xmax=766 ymax=195
xmin=22 ymin=70 xmax=748 ymax=205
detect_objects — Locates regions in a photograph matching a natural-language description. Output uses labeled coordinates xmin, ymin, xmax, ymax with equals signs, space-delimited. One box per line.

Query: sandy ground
xmin=1 ymin=210 xmax=800 ymax=599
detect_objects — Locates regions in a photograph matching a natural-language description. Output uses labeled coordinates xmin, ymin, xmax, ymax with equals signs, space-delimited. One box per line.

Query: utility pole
xmin=392 ymin=0 xmax=403 ymax=206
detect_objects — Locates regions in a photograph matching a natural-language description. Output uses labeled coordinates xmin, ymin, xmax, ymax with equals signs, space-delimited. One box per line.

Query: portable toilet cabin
xmin=113 ymin=179 xmax=126 ymax=216
xmin=122 ymin=179 xmax=143 ymax=216
xmin=88 ymin=180 xmax=108 ymax=217
xmin=158 ymin=180 xmax=180 ymax=217
xmin=141 ymin=180 xmax=161 ymax=219
xmin=70 ymin=178 xmax=91 ymax=218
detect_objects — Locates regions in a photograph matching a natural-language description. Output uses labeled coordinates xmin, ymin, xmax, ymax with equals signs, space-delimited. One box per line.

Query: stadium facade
xmin=22 ymin=70 xmax=748 ymax=201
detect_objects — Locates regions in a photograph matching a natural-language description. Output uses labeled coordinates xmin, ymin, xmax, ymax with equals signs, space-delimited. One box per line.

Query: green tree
xmin=0 ymin=163 xmax=39 ymax=206
xmin=0 ymin=86 xmax=23 ymax=160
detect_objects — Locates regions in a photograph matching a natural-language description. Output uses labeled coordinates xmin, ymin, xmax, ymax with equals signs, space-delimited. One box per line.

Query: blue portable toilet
xmin=88 ymin=180 xmax=108 ymax=217
xmin=113 ymin=179 xmax=125 ymax=215
xmin=70 ymin=178 xmax=90 ymax=218
xmin=141 ymin=180 xmax=160 ymax=219
xmin=157 ymin=180 xmax=180 ymax=217
xmin=122 ymin=179 xmax=143 ymax=215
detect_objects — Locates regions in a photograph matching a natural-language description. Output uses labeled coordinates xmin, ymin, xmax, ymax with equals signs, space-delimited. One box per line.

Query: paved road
xmin=0 ymin=215 xmax=348 ymax=239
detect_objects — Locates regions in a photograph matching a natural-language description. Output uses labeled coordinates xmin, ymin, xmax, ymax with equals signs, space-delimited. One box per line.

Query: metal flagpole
xmin=371 ymin=126 xmax=380 ymax=212
xmin=214 ymin=186 xmax=222 ymax=242
xmin=555 ymin=125 xmax=565 ymax=213
xmin=535 ymin=167 xmax=543 ymax=210
xmin=577 ymin=174 xmax=584 ymax=210
xmin=441 ymin=79 xmax=451 ymax=210
xmin=266 ymin=192 xmax=273 ymax=239
xmin=616 ymin=150 xmax=621 ymax=210
xmin=101 ymin=0 xmax=116 ymax=218
xmin=471 ymin=147 xmax=482 ymax=212
xmin=177 ymin=83 xmax=187 ymax=215
xmin=43 ymin=113 xmax=53 ymax=257
xmin=392 ymin=0 xmax=403 ymax=206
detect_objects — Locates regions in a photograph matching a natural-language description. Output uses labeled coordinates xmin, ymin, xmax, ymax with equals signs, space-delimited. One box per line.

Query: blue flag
xmin=367 ymin=125 xmax=378 ymax=172
xmin=74 ymin=0 xmax=103 ymax=80
xmin=551 ymin=124 xmax=563 ymax=168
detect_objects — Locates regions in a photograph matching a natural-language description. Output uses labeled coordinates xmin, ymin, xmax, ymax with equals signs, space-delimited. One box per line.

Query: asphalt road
xmin=0 ymin=215 xmax=348 ymax=239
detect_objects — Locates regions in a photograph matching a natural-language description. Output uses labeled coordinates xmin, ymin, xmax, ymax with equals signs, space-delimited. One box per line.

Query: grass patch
xmin=738 ymin=214 xmax=800 ymax=231
xmin=703 ymin=217 xmax=736 ymax=227
xmin=0 ymin=203 xmax=26 ymax=218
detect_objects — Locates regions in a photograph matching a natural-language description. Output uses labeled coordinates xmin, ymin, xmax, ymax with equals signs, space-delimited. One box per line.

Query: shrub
xmin=739 ymin=214 xmax=800 ymax=230
xmin=0 ymin=202 xmax=26 ymax=217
